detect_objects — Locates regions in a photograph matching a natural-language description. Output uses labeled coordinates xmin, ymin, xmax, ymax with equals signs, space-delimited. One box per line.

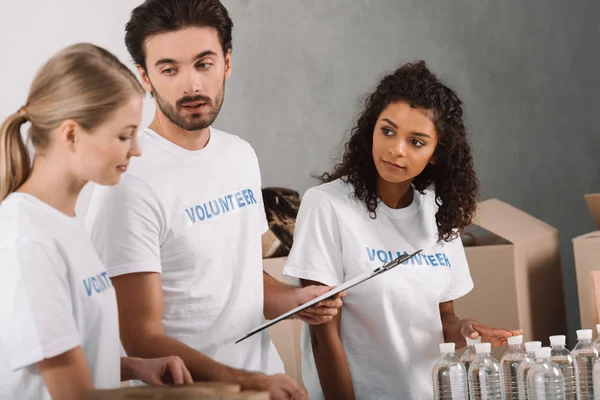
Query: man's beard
xmin=151 ymin=81 xmax=225 ymax=132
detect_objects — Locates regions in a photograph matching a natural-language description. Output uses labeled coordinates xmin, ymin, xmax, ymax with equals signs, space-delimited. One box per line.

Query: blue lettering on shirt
xmin=235 ymin=191 xmax=246 ymax=208
xmin=203 ymin=203 xmax=212 ymax=219
xmin=83 ymin=271 xmax=112 ymax=297
xmin=184 ymin=188 xmax=258 ymax=224
xmin=209 ymin=200 xmax=221 ymax=217
xmin=219 ymin=197 xmax=230 ymax=212
xmin=365 ymin=247 xmax=452 ymax=268
xmin=427 ymin=255 xmax=438 ymax=266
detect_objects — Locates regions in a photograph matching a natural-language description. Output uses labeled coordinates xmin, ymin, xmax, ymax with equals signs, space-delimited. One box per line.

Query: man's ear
xmin=137 ymin=65 xmax=153 ymax=96
xmin=224 ymin=50 xmax=232 ymax=80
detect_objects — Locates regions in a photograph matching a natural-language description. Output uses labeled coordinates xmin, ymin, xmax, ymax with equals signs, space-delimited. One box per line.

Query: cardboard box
xmin=455 ymin=199 xmax=567 ymax=358
xmin=263 ymin=257 xmax=304 ymax=389
xmin=87 ymin=382 xmax=269 ymax=399
xmin=573 ymin=194 xmax=600 ymax=332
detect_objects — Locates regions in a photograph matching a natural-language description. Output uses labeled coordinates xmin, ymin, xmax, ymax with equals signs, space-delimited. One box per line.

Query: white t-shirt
xmin=283 ymin=179 xmax=474 ymax=400
xmin=0 ymin=193 xmax=121 ymax=400
xmin=85 ymin=127 xmax=283 ymax=375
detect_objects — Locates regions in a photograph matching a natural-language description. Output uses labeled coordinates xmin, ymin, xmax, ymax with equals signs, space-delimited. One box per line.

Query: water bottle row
xmin=432 ymin=325 xmax=600 ymax=399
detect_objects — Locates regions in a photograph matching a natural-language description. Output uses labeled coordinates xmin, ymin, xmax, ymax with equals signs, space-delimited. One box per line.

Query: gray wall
xmin=217 ymin=0 xmax=600 ymax=344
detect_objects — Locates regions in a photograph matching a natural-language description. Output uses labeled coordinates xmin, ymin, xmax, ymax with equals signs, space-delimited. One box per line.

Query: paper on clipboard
xmin=235 ymin=249 xmax=423 ymax=344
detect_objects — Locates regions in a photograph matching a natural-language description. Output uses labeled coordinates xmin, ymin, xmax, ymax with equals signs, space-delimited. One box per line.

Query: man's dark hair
xmin=125 ymin=0 xmax=234 ymax=70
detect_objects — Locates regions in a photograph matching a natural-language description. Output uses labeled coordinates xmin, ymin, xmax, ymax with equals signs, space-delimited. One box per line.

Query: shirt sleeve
xmin=85 ymin=175 xmax=164 ymax=278
xmin=254 ymin=168 xmax=268 ymax=235
xmin=439 ymin=234 xmax=474 ymax=302
xmin=0 ymin=240 xmax=80 ymax=371
xmin=247 ymin=144 xmax=268 ymax=235
xmin=282 ymin=188 xmax=344 ymax=287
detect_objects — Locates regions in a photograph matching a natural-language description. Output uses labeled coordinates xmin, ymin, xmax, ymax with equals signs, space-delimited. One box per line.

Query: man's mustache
xmin=177 ymin=95 xmax=212 ymax=108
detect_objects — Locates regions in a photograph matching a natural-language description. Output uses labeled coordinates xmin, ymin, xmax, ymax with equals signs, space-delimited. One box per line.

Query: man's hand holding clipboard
xmin=293 ymin=283 xmax=347 ymax=326
xmin=236 ymin=249 xmax=423 ymax=344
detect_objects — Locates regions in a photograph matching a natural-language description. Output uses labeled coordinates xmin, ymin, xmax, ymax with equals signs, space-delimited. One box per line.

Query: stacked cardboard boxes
xmin=455 ymin=199 xmax=567 ymax=358
xmin=573 ymin=194 xmax=600 ymax=332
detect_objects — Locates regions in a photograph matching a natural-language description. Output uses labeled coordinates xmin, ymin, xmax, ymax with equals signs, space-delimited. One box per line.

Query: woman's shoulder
xmin=302 ymin=178 xmax=356 ymax=207
xmin=416 ymin=183 xmax=439 ymax=209
xmin=0 ymin=196 xmax=52 ymax=245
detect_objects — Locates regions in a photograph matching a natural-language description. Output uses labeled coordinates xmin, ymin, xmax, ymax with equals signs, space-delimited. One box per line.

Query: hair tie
xmin=17 ymin=106 xmax=28 ymax=120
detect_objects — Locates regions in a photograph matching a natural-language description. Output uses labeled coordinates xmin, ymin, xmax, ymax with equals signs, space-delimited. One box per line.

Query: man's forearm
xmin=263 ymin=271 xmax=298 ymax=320
xmin=124 ymin=333 xmax=253 ymax=384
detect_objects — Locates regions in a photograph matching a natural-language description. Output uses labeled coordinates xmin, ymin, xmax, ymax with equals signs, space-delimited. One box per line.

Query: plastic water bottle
xmin=517 ymin=341 xmax=542 ymax=399
xmin=527 ymin=347 xmax=565 ymax=399
xmin=571 ymin=329 xmax=598 ymax=399
xmin=592 ymin=357 xmax=600 ymax=399
xmin=468 ymin=343 xmax=504 ymax=399
xmin=501 ymin=334 xmax=525 ymax=399
xmin=460 ymin=336 xmax=481 ymax=376
xmin=461 ymin=337 xmax=481 ymax=400
xmin=433 ymin=343 xmax=468 ymax=400
xmin=550 ymin=335 xmax=577 ymax=400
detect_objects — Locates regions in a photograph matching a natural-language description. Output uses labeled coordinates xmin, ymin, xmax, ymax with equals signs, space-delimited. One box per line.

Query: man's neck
xmin=148 ymin=112 xmax=211 ymax=151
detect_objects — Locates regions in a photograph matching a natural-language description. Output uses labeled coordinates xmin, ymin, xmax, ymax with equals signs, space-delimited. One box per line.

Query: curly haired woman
xmin=283 ymin=61 xmax=521 ymax=399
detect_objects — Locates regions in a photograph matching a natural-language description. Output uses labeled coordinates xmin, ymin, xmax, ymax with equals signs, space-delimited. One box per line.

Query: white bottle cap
xmin=466 ymin=336 xmax=482 ymax=346
xmin=577 ymin=329 xmax=593 ymax=340
xmin=535 ymin=347 xmax=551 ymax=359
xmin=524 ymin=341 xmax=542 ymax=352
xmin=549 ymin=335 xmax=566 ymax=346
xmin=597 ymin=324 xmax=600 ymax=334
xmin=475 ymin=343 xmax=492 ymax=354
xmin=507 ymin=335 xmax=523 ymax=345
xmin=439 ymin=343 xmax=456 ymax=353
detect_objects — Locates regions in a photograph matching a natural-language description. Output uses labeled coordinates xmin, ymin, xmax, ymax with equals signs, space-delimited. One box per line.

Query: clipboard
xmin=235 ymin=249 xmax=423 ymax=344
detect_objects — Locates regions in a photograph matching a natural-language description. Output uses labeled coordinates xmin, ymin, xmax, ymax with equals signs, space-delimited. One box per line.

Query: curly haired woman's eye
xmin=381 ymin=128 xmax=394 ymax=136
xmin=411 ymin=139 xmax=425 ymax=147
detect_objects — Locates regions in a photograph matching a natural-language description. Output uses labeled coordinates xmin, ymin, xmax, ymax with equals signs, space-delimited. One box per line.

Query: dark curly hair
xmin=320 ymin=61 xmax=479 ymax=242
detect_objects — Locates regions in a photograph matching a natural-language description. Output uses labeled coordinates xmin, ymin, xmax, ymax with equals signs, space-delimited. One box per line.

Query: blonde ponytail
xmin=0 ymin=43 xmax=144 ymax=203
xmin=0 ymin=109 xmax=31 ymax=201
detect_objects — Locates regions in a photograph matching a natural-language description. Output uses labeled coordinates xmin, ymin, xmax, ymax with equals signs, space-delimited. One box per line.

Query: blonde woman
xmin=0 ymin=43 xmax=192 ymax=400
